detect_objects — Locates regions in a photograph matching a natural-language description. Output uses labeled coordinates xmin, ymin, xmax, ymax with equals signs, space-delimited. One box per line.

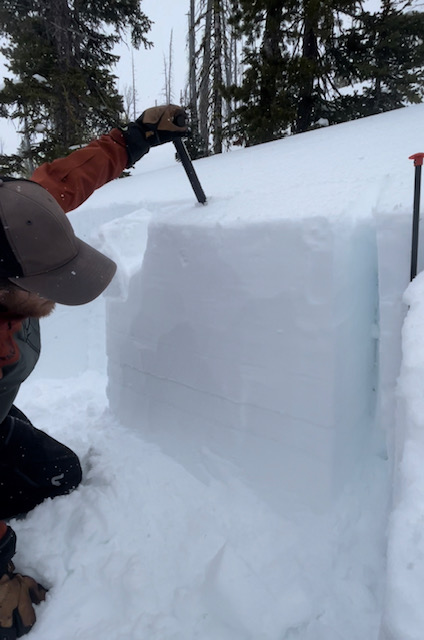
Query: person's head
xmin=0 ymin=177 xmax=116 ymax=314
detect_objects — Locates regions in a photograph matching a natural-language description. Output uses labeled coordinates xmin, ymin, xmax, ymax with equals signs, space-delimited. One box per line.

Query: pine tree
xmin=228 ymin=0 xmax=424 ymax=144
xmin=226 ymin=1 xmax=292 ymax=144
xmin=0 ymin=0 xmax=152 ymax=174
xmin=227 ymin=0 xmax=361 ymax=144
xmin=228 ymin=0 xmax=295 ymax=145
xmin=329 ymin=0 xmax=424 ymax=122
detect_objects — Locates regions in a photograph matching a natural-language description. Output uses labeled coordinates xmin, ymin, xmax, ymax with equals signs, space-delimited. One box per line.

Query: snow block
xmin=106 ymin=215 xmax=378 ymax=511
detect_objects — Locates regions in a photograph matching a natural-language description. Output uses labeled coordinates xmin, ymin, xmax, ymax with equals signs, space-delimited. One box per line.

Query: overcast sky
xmin=0 ymin=0 xmax=188 ymax=155
xmin=115 ymin=0 xmax=188 ymax=108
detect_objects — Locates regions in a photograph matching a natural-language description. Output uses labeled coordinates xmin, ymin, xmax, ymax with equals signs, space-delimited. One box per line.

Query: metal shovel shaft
xmin=173 ymin=138 xmax=207 ymax=205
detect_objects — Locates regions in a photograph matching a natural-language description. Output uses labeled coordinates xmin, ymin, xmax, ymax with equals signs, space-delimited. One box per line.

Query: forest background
xmin=0 ymin=0 xmax=423 ymax=175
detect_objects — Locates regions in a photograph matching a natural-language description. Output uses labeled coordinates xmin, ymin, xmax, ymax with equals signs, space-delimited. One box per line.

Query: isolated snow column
xmin=106 ymin=213 xmax=378 ymax=512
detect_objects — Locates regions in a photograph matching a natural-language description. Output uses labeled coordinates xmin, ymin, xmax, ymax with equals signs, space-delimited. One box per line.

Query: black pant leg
xmin=0 ymin=406 xmax=82 ymax=519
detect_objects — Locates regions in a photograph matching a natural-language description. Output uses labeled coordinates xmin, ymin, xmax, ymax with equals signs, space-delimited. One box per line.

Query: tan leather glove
xmin=137 ymin=105 xmax=188 ymax=146
xmin=121 ymin=104 xmax=188 ymax=166
xmin=0 ymin=563 xmax=47 ymax=639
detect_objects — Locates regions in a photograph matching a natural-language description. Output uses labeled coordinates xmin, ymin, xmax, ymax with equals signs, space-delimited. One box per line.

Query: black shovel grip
xmin=174 ymin=138 xmax=207 ymax=205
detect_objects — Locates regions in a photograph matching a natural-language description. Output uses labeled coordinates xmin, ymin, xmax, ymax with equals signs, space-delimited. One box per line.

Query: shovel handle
xmin=173 ymin=138 xmax=207 ymax=205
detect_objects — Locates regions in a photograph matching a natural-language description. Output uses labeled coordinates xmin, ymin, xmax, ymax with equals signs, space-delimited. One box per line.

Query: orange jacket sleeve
xmin=31 ymin=128 xmax=129 ymax=214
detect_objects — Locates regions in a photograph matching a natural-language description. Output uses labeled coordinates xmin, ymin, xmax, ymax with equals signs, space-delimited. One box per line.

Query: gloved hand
xmin=121 ymin=104 xmax=188 ymax=167
xmin=0 ymin=523 xmax=47 ymax=638
xmin=0 ymin=563 xmax=47 ymax=639
xmin=138 ymin=105 xmax=188 ymax=145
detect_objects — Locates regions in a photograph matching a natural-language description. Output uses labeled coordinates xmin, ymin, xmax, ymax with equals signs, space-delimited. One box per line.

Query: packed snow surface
xmin=10 ymin=104 xmax=424 ymax=639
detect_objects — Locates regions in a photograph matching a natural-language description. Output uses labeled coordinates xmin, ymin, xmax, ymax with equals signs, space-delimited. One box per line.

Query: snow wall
xmin=103 ymin=107 xmax=422 ymax=514
xmin=106 ymin=215 xmax=378 ymax=511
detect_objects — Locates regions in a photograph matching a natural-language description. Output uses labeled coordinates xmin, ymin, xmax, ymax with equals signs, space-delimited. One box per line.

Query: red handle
xmin=409 ymin=153 xmax=424 ymax=167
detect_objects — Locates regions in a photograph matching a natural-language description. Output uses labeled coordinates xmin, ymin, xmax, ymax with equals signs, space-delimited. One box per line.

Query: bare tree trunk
xmin=164 ymin=29 xmax=173 ymax=103
xmin=295 ymin=0 xmax=319 ymax=133
xmin=21 ymin=116 xmax=35 ymax=176
xmin=199 ymin=0 xmax=213 ymax=154
xmin=132 ymin=49 xmax=137 ymax=120
xmin=259 ymin=3 xmax=283 ymax=111
xmin=212 ymin=0 xmax=223 ymax=154
xmin=222 ymin=1 xmax=233 ymax=121
xmin=188 ymin=0 xmax=197 ymax=113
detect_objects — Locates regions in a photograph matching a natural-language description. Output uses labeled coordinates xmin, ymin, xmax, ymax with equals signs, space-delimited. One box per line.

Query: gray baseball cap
xmin=0 ymin=178 xmax=117 ymax=305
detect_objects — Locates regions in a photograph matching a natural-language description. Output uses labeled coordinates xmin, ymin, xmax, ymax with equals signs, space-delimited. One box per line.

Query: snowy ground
xmin=8 ymin=104 xmax=424 ymax=639
xmin=16 ymin=373 xmax=389 ymax=640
